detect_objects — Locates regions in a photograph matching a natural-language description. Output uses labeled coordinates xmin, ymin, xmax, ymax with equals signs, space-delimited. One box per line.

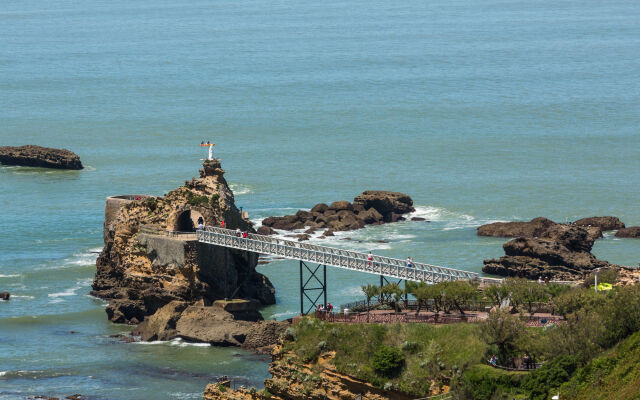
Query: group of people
xmin=317 ymin=303 xmax=334 ymax=313
xmin=489 ymin=355 xmax=499 ymax=366
xmin=234 ymin=228 xmax=248 ymax=238
xmin=366 ymin=252 xmax=414 ymax=269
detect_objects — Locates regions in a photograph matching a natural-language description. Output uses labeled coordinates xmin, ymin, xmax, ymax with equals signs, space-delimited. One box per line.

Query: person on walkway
xmin=407 ymin=257 xmax=413 ymax=268
xmin=235 ymin=228 xmax=241 ymax=237
xmin=242 ymin=231 xmax=248 ymax=238
xmin=327 ymin=303 xmax=333 ymax=313
xmin=197 ymin=217 xmax=204 ymax=230
xmin=221 ymin=220 xmax=225 ymax=228
xmin=538 ymin=276 xmax=543 ymax=284
xmin=367 ymin=252 xmax=374 ymax=268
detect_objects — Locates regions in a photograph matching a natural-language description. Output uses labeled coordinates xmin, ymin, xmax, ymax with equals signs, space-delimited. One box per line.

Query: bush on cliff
xmin=372 ymin=345 xmax=404 ymax=377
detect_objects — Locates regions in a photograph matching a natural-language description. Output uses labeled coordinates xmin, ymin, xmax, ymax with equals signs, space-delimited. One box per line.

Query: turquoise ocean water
xmin=1 ymin=0 xmax=639 ymax=398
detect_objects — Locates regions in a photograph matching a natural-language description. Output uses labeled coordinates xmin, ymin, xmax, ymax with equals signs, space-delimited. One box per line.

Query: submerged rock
xmin=0 ymin=145 xmax=83 ymax=169
xmin=0 ymin=292 xmax=9 ymax=301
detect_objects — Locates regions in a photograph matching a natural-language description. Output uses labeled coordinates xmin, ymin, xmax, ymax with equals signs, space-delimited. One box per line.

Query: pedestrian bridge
xmin=198 ymin=227 xmax=479 ymax=286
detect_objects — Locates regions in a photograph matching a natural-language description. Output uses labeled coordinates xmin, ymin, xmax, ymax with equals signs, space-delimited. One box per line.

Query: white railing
xmin=197 ymin=227 xmax=479 ymax=283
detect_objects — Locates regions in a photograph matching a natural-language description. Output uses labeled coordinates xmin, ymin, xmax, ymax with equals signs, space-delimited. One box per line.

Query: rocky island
xmin=0 ymin=145 xmax=83 ymax=169
xmin=92 ymin=159 xmax=286 ymax=350
xmin=478 ymin=216 xmax=627 ymax=280
xmin=259 ymin=191 xmax=417 ymax=239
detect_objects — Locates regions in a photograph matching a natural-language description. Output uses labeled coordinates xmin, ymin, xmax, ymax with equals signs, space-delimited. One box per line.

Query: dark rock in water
xmin=108 ymin=334 xmax=135 ymax=343
xmin=310 ymin=203 xmax=329 ymax=213
xmin=616 ymin=227 xmax=640 ymax=238
xmin=358 ymin=207 xmax=384 ymax=224
xmin=323 ymin=229 xmax=334 ymax=237
xmin=328 ymin=201 xmax=354 ymax=212
xmin=0 ymin=292 xmax=9 ymax=300
xmin=304 ymin=227 xmax=317 ymax=234
xmin=482 ymin=223 xmax=614 ymax=280
xmin=411 ymin=217 xmax=427 ymax=221
xmin=257 ymin=226 xmax=276 ymax=236
xmin=296 ymin=234 xmax=311 ymax=242
xmin=260 ymin=191 xmax=414 ymax=236
xmin=353 ymin=190 xmax=415 ymax=220
xmin=0 ymin=145 xmax=83 ymax=169
xmin=477 ymin=217 xmax=557 ymax=238
xmin=574 ymin=216 xmax=625 ymax=231
xmin=375 ymin=240 xmax=389 ymax=243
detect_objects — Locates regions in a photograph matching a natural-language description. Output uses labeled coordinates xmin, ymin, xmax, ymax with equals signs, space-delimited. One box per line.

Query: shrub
xmin=457 ymin=365 xmax=524 ymax=400
xmin=583 ymin=268 xmax=619 ymax=288
xmin=372 ymin=345 xmax=404 ymax=377
xmin=401 ymin=340 xmax=419 ymax=353
xmin=210 ymin=193 xmax=219 ymax=207
xmin=188 ymin=195 xmax=209 ymax=206
xmin=144 ymin=197 xmax=157 ymax=211
xmin=520 ymin=355 xmax=579 ymax=400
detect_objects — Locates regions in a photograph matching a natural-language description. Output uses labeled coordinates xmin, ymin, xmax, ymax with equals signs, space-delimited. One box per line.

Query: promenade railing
xmin=198 ymin=226 xmax=479 ymax=284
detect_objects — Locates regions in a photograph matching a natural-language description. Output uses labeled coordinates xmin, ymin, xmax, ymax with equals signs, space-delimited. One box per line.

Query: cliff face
xmin=204 ymin=345 xmax=411 ymax=400
xmin=91 ymin=159 xmax=275 ymax=324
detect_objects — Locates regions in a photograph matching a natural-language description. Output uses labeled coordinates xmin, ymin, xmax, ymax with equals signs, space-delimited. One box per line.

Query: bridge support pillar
xmin=299 ymin=261 xmax=327 ymax=315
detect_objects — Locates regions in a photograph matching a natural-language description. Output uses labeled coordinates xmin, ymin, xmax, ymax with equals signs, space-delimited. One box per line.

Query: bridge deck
xmin=197 ymin=227 xmax=479 ymax=283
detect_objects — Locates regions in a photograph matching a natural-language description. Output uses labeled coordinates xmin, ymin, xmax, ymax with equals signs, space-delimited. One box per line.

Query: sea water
xmin=1 ymin=0 xmax=639 ymax=398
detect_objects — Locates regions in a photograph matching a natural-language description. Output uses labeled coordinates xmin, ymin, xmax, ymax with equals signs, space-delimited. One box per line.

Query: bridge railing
xmin=199 ymin=226 xmax=479 ymax=283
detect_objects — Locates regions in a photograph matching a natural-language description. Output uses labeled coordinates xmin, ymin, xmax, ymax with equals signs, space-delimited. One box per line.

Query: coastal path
xmin=197 ymin=226 xmax=483 ymax=315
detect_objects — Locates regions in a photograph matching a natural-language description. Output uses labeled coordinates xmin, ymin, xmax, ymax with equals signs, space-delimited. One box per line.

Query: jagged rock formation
xmin=573 ymin=216 xmax=625 ymax=231
xmin=0 ymin=292 xmax=9 ymax=301
xmin=616 ymin=227 xmax=640 ymax=238
xmin=132 ymin=300 xmax=288 ymax=352
xmin=482 ymin=221 xmax=614 ymax=280
xmin=91 ymin=159 xmax=275 ymax=325
xmin=477 ymin=217 xmax=603 ymax=241
xmin=261 ymin=191 xmax=415 ymax=236
xmin=203 ymin=345 xmax=411 ymax=400
xmin=0 ymin=145 xmax=83 ymax=169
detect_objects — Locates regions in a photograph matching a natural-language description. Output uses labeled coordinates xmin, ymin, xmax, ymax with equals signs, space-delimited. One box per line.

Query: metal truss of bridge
xmin=197 ymin=227 xmax=479 ymax=314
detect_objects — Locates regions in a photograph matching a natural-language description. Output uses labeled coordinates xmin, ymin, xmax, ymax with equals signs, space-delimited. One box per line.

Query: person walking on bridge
xmin=367 ymin=252 xmax=374 ymax=268
xmin=407 ymin=257 xmax=413 ymax=268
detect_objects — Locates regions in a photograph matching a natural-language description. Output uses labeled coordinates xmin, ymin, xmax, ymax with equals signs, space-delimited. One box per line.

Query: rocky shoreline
xmin=0 ymin=145 xmax=83 ymax=169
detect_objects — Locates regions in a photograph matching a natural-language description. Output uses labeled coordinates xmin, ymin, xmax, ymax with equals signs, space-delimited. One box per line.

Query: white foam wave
xmin=10 ymin=295 xmax=34 ymax=299
xmin=133 ymin=338 xmax=211 ymax=347
xmin=0 ymin=274 xmax=21 ymax=278
xmin=0 ymin=371 xmax=6 ymax=376
xmin=48 ymin=287 xmax=79 ymax=298
xmin=229 ymin=183 xmax=252 ymax=196
xmin=270 ymin=311 xmax=298 ymax=319
xmin=336 ymin=286 xmax=366 ymax=297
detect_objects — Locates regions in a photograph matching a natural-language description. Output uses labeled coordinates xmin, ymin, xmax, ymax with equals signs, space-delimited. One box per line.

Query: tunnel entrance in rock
xmin=175 ymin=210 xmax=205 ymax=232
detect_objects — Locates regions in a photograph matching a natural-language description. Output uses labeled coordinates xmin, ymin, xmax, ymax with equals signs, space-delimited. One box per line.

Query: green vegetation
xmin=282 ymin=317 xmax=486 ymax=397
xmin=372 ymin=345 xmax=404 ymax=377
xmin=210 ymin=193 xmax=219 ymax=207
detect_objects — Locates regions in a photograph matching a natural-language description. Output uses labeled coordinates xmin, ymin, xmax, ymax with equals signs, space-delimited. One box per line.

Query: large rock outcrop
xmin=0 ymin=145 xmax=83 ymax=169
xmin=616 ymin=227 xmax=640 ymax=238
xmin=132 ymin=300 xmax=288 ymax=351
xmin=482 ymin=222 xmax=614 ymax=280
xmin=261 ymin=191 xmax=415 ymax=235
xmin=91 ymin=159 xmax=275 ymax=325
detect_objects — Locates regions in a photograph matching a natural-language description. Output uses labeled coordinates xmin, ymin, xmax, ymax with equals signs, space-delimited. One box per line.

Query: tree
xmin=380 ymin=282 xmax=404 ymax=313
xmin=480 ymin=309 xmax=526 ymax=363
xmin=441 ymin=280 xmax=478 ymax=315
xmin=408 ymin=282 xmax=431 ymax=315
xmin=506 ymin=278 xmax=548 ymax=315
xmin=361 ymin=284 xmax=379 ymax=322
xmin=484 ymin=283 xmax=510 ymax=308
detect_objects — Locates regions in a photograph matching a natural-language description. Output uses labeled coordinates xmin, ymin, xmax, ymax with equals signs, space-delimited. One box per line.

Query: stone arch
xmin=173 ymin=209 xmax=206 ymax=232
